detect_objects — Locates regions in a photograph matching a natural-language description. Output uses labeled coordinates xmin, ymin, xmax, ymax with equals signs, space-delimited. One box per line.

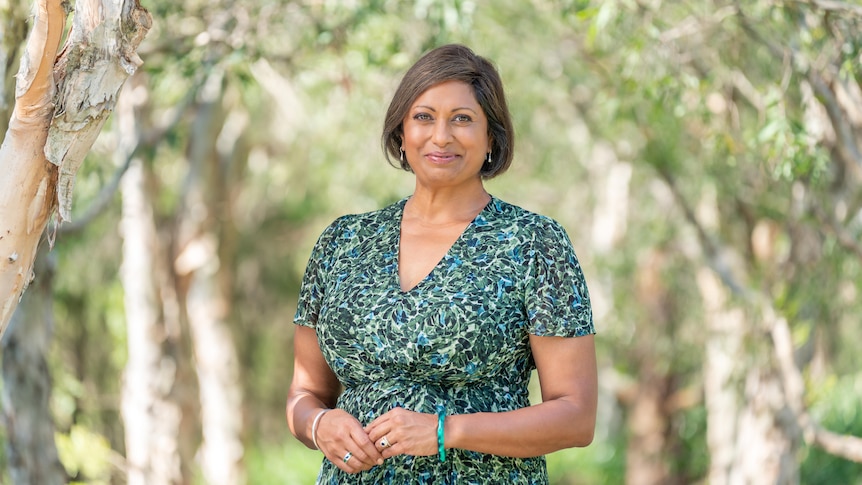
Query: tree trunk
xmin=699 ymin=266 xmax=744 ymax=484
xmin=119 ymin=76 xmax=194 ymax=485
xmin=733 ymin=367 xmax=797 ymax=484
xmin=699 ymin=267 xmax=797 ymax=484
xmin=0 ymin=0 xmax=151 ymax=337
xmin=0 ymin=0 xmax=29 ymax=136
xmin=1 ymin=251 xmax=66 ymax=485
xmin=625 ymin=382 xmax=671 ymax=485
xmin=176 ymin=68 xmax=246 ymax=485
xmin=624 ymin=248 xmax=679 ymax=485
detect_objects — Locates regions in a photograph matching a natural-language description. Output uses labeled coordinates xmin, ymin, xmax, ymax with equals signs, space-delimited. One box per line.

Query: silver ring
xmin=343 ymin=451 xmax=352 ymax=464
xmin=380 ymin=436 xmax=391 ymax=448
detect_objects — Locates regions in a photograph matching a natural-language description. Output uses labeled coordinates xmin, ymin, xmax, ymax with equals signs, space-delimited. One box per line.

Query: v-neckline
xmin=395 ymin=196 xmax=492 ymax=293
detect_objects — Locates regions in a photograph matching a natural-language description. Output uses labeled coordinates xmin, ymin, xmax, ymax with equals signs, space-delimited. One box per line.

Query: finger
xmin=317 ymin=411 xmax=382 ymax=472
xmin=364 ymin=414 xmax=390 ymax=435
xmin=335 ymin=447 xmax=377 ymax=474
xmin=366 ymin=405 xmax=405 ymax=430
xmin=376 ymin=435 xmax=400 ymax=460
xmin=337 ymin=450 xmax=359 ymax=473
xmin=350 ymin=428 xmax=385 ymax=466
xmin=366 ymin=423 xmax=391 ymax=446
xmin=378 ymin=434 xmax=393 ymax=451
xmin=344 ymin=444 xmax=381 ymax=469
xmin=381 ymin=440 xmax=404 ymax=460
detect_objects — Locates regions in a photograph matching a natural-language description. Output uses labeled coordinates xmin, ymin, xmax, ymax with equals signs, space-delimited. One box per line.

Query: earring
xmin=486 ymin=151 xmax=492 ymax=165
xmin=400 ymin=147 xmax=404 ymax=162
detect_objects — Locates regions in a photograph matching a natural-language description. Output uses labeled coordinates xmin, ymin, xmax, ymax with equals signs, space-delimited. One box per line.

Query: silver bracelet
xmin=311 ymin=408 xmax=331 ymax=450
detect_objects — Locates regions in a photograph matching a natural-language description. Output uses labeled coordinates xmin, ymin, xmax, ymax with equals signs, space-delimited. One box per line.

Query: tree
xmin=569 ymin=0 xmax=862 ymax=482
xmin=4 ymin=0 xmax=856 ymax=482
xmin=1 ymin=252 xmax=66 ymax=484
xmin=0 ymin=0 xmax=152 ymax=336
xmin=118 ymin=72 xmax=197 ymax=485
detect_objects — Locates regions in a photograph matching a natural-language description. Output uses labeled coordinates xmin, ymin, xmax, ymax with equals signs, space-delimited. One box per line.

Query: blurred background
xmin=1 ymin=0 xmax=861 ymax=484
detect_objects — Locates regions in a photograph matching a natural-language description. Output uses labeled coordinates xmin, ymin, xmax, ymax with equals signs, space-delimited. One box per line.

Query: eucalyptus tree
xmin=9 ymin=1 xmax=859 ymax=483
xmin=0 ymin=0 xmax=151 ymax=334
xmin=560 ymin=0 xmax=862 ymax=482
xmin=0 ymin=0 xmax=150 ymax=483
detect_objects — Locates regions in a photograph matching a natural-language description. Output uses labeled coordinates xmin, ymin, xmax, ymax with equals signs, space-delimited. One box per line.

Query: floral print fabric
xmin=294 ymin=196 xmax=594 ymax=484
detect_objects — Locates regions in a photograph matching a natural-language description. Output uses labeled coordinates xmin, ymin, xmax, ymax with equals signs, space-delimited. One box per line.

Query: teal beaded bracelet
xmin=436 ymin=406 xmax=446 ymax=462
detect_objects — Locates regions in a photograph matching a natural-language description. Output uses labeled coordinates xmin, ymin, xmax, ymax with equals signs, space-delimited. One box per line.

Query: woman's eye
xmin=453 ymin=114 xmax=472 ymax=123
xmin=413 ymin=113 xmax=432 ymax=121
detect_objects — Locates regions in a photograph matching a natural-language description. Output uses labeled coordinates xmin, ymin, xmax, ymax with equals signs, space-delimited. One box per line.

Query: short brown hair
xmin=382 ymin=44 xmax=514 ymax=179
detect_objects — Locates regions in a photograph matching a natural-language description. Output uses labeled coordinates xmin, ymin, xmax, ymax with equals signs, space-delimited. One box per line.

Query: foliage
xmin=1 ymin=0 xmax=859 ymax=482
xmin=801 ymin=373 xmax=862 ymax=484
xmin=55 ymin=425 xmax=115 ymax=484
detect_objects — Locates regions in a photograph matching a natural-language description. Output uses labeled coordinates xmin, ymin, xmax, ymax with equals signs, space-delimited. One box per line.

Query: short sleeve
xmin=293 ymin=219 xmax=342 ymax=328
xmin=524 ymin=218 xmax=595 ymax=337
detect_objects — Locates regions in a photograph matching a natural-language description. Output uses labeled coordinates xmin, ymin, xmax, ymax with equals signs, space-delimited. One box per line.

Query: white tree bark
xmin=686 ymin=176 xmax=796 ymax=484
xmin=177 ymin=69 xmax=246 ymax=485
xmin=183 ymin=244 xmax=245 ymax=485
xmin=0 ymin=0 xmax=151 ymax=337
xmin=120 ymin=162 xmax=190 ymax=485
xmin=118 ymin=76 xmax=191 ymax=485
xmin=699 ymin=267 xmax=745 ymax=484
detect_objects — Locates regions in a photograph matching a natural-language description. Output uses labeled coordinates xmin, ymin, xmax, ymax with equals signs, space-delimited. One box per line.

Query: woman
xmin=287 ymin=44 xmax=597 ymax=484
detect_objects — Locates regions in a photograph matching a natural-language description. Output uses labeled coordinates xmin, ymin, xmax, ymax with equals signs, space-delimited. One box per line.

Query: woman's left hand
xmin=365 ymin=407 xmax=439 ymax=458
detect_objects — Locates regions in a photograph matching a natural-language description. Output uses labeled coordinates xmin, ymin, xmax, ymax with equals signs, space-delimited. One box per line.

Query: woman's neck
xmin=405 ymin=184 xmax=491 ymax=225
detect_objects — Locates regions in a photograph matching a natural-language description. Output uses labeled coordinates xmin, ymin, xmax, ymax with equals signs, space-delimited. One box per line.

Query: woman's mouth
xmin=426 ymin=152 xmax=459 ymax=164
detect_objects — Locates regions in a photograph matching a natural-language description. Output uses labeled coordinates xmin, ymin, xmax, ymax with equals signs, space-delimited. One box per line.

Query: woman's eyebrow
xmin=413 ymin=105 xmax=478 ymax=114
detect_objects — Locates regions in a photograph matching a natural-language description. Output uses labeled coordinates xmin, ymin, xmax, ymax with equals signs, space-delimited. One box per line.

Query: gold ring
xmin=380 ymin=436 xmax=391 ymax=448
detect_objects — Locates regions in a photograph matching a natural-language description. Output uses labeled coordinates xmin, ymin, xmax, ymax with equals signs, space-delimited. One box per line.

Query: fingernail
xmin=377 ymin=458 xmax=384 ymax=465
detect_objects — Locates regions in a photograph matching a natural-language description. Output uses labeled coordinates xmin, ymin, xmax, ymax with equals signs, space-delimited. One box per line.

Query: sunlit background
xmin=1 ymin=1 xmax=861 ymax=484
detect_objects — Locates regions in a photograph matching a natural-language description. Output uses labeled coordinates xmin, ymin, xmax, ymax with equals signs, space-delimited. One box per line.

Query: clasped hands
xmin=315 ymin=407 xmax=440 ymax=474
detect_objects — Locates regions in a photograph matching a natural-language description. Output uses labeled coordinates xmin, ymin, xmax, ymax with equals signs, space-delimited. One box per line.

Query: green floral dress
xmin=294 ymin=196 xmax=594 ymax=484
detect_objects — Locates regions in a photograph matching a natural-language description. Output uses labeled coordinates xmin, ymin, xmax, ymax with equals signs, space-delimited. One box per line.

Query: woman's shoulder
xmin=320 ymin=198 xmax=406 ymax=239
xmin=487 ymin=196 xmax=570 ymax=239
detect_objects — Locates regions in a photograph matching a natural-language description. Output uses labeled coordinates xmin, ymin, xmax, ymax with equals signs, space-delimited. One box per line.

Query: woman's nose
xmin=431 ymin=120 xmax=453 ymax=146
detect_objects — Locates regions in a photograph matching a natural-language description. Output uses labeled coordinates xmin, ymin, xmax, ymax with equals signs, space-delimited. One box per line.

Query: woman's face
xmin=401 ymin=80 xmax=491 ymax=190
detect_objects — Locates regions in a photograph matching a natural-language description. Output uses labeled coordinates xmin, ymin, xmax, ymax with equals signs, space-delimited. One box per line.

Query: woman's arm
xmin=366 ymin=334 xmax=597 ymax=458
xmin=287 ymin=326 xmax=384 ymax=472
xmin=286 ymin=326 xmax=340 ymax=445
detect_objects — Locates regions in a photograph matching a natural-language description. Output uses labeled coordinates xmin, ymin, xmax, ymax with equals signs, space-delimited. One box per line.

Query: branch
xmin=14 ymin=0 xmax=64 ymax=120
xmin=658 ymin=168 xmax=862 ymax=462
xmin=59 ymin=73 xmax=203 ymax=235
xmin=658 ymin=5 xmax=737 ymax=43
xmin=654 ymin=167 xmax=752 ymax=298
xmin=0 ymin=0 xmax=66 ymax=337
xmin=794 ymin=0 xmax=862 ymax=16
xmin=48 ymin=0 xmax=152 ymax=223
xmin=56 ymin=150 xmax=133 ymax=235
xmin=769 ymin=309 xmax=862 ymax=462
xmin=735 ymin=2 xmax=862 ymax=171
xmin=809 ymin=203 xmax=862 ymax=260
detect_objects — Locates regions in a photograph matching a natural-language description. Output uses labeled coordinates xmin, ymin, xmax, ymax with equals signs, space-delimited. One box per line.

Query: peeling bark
xmin=0 ymin=0 xmax=152 ymax=337
xmin=0 ymin=0 xmax=63 ymax=340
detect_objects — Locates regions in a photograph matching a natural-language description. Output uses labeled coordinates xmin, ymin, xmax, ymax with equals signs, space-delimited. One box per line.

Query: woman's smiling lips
xmin=426 ymin=151 xmax=459 ymax=164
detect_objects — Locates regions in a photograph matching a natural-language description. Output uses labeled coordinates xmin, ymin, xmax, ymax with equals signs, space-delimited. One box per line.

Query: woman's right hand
xmin=316 ymin=409 xmax=385 ymax=474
